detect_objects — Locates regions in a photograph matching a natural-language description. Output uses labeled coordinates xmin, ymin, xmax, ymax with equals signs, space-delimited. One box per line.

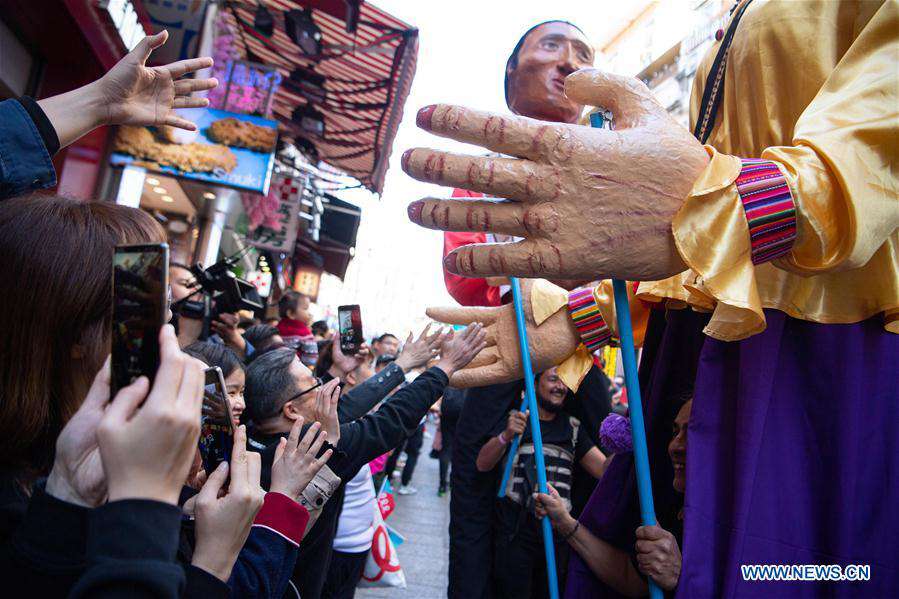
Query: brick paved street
xmin=358 ymin=425 xmax=449 ymax=599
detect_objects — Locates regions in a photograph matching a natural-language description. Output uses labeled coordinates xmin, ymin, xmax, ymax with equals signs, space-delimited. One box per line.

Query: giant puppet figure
xmin=439 ymin=21 xmax=604 ymax=599
xmin=405 ymin=1 xmax=898 ymax=598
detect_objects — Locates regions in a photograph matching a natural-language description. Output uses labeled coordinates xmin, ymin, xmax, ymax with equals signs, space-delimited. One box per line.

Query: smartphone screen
xmin=199 ymin=366 xmax=235 ymax=474
xmin=111 ymin=243 xmax=169 ymax=396
xmin=338 ymin=304 xmax=363 ymax=354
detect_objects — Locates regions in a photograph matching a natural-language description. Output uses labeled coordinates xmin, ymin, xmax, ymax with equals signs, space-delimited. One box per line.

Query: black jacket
xmin=334 ymin=361 xmax=406 ymax=424
xmin=0 ymin=474 xmax=228 ymax=599
xmin=250 ymin=366 xmax=449 ymax=599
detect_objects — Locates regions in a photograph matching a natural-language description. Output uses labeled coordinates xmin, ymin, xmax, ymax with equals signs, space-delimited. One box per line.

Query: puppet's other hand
xmin=426 ymin=281 xmax=579 ymax=388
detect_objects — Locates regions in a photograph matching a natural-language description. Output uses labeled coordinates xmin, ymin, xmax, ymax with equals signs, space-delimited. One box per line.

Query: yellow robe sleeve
xmin=671 ymin=1 xmax=899 ymax=341
xmin=531 ymin=280 xmax=649 ymax=391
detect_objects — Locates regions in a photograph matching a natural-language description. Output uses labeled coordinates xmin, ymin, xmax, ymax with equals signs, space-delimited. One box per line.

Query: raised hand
xmin=210 ymin=312 xmax=247 ymax=357
xmin=99 ymin=30 xmax=216 ymax=131
xmin=403 ymin=69 xmax=708 ymax=282
xmin=395 ymin=323 xmax=446 ymax=372
xmin=433 ymin=323 xmax=488 ymax=379
xmin=97 ymin=325 xmax=204 ymax=505
xmin=191 ymin=425 xmax=266 ymax=582
xmin=426 ymin=280 xmax=579 ymax=387
xmin=46 ymin=358 xmax=113 ymax=507
xmin=331 ymin=340 xmax=371 ymax=378
xmin=270 ymin=417 xmax=333 ymax=501
xmin=312 ymin=378 xmax=341 ymax=444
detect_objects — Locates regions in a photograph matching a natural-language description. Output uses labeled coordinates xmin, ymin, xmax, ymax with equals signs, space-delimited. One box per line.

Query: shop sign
xmin=239 ymin=174 xmax=303 ymax=254
xmin=245 ymin=270 xmax=273 ymax=298
xmin=293 ymin=266 xmax=322 ymax=302
xmin=109 ymin=107 xmax=278 ymax=195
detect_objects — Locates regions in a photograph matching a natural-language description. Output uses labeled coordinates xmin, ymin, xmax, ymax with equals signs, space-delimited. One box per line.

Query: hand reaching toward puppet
xmin=395 ymin=324 xmax=446 ymax=372
xmin=426 ymin=280 xmax=579 ymax=387
xmin=433 ymin=323 xmax=488 ymax=379
xmin=403 ymin=69 xmax=708 ymax=282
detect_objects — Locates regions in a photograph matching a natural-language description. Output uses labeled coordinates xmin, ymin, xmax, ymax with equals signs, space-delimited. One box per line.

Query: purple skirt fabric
xmin=565 ymin=308 xmax=899 ymax=598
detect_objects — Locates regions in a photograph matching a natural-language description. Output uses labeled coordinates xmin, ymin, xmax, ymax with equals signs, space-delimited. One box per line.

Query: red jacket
xmin=442 ymin=188 xmax=501 ymax=307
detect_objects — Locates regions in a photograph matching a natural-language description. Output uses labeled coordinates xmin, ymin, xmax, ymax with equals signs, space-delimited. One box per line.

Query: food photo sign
xmin=110 ymin=107 xmax=278 ymax=195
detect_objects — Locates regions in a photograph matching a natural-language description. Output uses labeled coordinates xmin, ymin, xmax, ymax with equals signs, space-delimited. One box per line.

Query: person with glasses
xmin=244 ymin=323 xmax=488 ymax=599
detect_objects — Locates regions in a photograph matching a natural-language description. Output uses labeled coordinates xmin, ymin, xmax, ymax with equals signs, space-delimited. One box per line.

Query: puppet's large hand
xmin=426 ymin=280 xmax=579 ymax=388
xmin=403 ymin=69 xmax=708 ymax=281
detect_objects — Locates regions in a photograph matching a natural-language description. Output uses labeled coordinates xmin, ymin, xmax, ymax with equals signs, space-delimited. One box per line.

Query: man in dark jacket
xmin=245 ymin=324 xmax=486 ymax=599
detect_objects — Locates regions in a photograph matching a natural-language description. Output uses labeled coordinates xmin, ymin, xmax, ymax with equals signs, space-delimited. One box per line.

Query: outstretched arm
xmin=38 ymin=30 xmax=216 ymax=150
xmin=534 ymin=486 xmax=646 ymax=597
xmin=337 ymin=325 xmax=486 ymax=473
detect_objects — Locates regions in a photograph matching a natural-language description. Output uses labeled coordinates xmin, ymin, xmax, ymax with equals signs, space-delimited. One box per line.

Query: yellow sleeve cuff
xmin=671 ymin=146 xmax=767 ymax=341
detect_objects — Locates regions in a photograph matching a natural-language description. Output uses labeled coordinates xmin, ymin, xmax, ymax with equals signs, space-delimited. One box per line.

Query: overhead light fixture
xmin=146 ymin=177 xmax=160 ymax=186
xmin=344 ymin=0 xmax=362 ymax=34
xmin=294 ymin=136 xmax=320 ymax=163
xmin=284 ymin=8 xmax=322 ymax=56
xmin=254 ymin=1 xmax=274 ymax=37
xmin=291 ymin=105 xmax=326 ymax=137
xmin=161 ymin=195 xmax=174 ymax=203
xmin=153 ymin=186 xmax=166 ymax=194
xmin=288 ymin=66 xmax=326 ymax=104
xmin=203 ymin=192 xmax=216 ymax=200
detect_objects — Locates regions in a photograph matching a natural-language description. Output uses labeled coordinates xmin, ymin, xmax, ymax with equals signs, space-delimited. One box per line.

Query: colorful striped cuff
xmin=735 ymin=158 xmax=797 ymax=264
xmin=567 ymin=288 xmax=612 ymax=352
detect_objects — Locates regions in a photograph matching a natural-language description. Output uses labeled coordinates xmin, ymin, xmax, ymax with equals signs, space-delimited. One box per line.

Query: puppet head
xmin=504 ymin=20 xmax=594 ymax=124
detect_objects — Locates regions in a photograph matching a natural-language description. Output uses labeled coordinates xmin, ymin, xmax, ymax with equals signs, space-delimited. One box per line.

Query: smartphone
xmin=111 ymin=243 xmax=169 ymax=396
xmin=338 ymin=304 xmax=363 ymax=354
xmin=199 ymin=366 xmax=235 ymax=474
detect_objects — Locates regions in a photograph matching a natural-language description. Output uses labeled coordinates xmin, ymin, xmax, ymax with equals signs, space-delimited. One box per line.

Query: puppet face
xmin=507 ymin=22 xmax=594 ymax=124
xmin=669 ymin=399 xmax=692 ymax=493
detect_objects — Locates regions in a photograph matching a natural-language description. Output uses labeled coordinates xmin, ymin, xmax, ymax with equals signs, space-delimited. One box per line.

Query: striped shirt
xmin=496 ymin=414 xmax=594 ymax=513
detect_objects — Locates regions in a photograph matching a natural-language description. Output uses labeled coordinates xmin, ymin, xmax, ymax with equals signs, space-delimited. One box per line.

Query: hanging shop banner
xmin=210 ymin=60 xmax=282 ymax=118
xmin=109 ymin=107 xmax=277 ymax=194
xmin=238 ymin=174 xmax=303 ymax=254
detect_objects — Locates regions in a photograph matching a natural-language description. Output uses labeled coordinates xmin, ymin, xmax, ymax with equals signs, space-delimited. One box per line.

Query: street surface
xmin=358 ymin=426 xmax=449 ymax=598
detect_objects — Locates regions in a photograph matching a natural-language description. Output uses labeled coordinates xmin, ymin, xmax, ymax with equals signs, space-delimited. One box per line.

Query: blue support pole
xmin=508 ymin=277 xmax=559 ymax=599
xmin=589 ymin=110 xmax=662 ymax=598
xmin=611 ymin=280 xmax=662 ymax=599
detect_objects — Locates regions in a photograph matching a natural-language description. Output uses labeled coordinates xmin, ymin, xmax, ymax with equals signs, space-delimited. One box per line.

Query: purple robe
xmin=565 ymin=309 xmax=898 ymax=598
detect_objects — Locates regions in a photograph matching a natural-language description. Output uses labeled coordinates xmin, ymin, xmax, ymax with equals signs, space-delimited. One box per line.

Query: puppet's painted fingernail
xmin=401 ymin=148 xmax=414 ymax=171
xmin=443 ymin=252 xmax=458 ymax=274
xmin=408 ymin=200 xmax=424 ymax=223
xmin=417 ymin=105 xmax=437 ymax=130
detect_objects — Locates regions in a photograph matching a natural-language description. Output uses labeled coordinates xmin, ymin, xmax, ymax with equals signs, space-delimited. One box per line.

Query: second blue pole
xmin=502 ymin=277 xmax=559 ymax=599
xmin=588 ymin=110 xmax=663 ymax=599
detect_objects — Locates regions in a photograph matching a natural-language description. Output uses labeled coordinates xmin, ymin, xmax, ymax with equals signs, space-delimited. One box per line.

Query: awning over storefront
xmin=223 ymin=1 xmax=418 ymax=194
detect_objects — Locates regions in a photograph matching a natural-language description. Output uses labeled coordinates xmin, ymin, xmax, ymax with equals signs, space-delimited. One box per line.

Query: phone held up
xmin=111 ymin=243 xmax=169 ymax=396
xmin=338 ymin=304 xmax=363 ymax=355
xmin=199 ymin=366 xmax=234 ymax=473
